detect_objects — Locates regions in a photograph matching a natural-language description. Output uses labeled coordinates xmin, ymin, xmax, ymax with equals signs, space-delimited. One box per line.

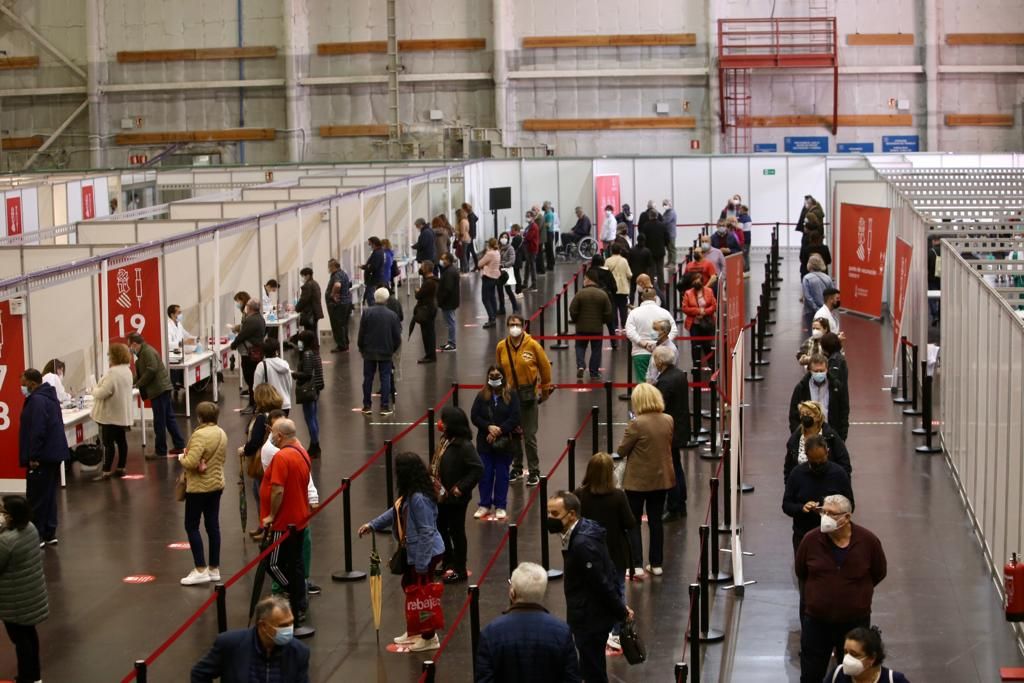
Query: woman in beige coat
xmin=617 ymin=382 xmax=675 ymax=576
xmin=91 ymin=343 xmax=135 ymax=479
xmin=179 ymin=402 xmax=228 ymax=585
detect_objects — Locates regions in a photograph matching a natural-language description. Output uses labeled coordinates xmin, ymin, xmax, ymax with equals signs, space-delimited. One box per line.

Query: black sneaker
xmin=577 ymin=368 xmax=585 ymax=379
xmin=526 ymin=474 xmax=540 ymax=487
xmin=440 ymin=343 xmax=456 ymax=352
xmin=508 ymin=470 xmax=524 ymax=483
xmin=307 ymin=583 xmax=322 ymax=596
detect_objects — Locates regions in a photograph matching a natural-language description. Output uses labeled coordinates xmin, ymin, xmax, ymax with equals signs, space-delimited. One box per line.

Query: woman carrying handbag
xmin=470 ymin=366 xmax=521 ymax=521
xmin=292 ymin=330 xmax=325 ymax=457
xmin=178 ymin=402 xmax=228 ymax=586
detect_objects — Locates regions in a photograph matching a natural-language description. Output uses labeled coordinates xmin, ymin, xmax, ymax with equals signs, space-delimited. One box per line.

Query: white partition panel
xmin=749 ymin=156 xmax=789 ymax=247
xmin=165 ymin=246 xmax=200 ymax=334
xmin=224 ymin=202 xmax=282 ymax=219
xmin=26 ymin=278 xmax=99 ymax=385
xmin=521 ymin=160 xmax=559 ymax=215
xmin=788 ymin=156 xmax=829 ymax=246
xmin=78 ymin=223 xmax=138 ymax=245
xmin=634 ymin=158 xmax=673 ymax=218
xmin=171 ymin=203 xmax=224 ymax=220
xmin=673 ymin=157 xmax=713 ymax=227
xmin=710 ymin=158 xmax=750 ymax=220
xmin=594 ymin=159 xmax=635 ymax=214
xmin=557 ymin=159 xmax=594 ymax=226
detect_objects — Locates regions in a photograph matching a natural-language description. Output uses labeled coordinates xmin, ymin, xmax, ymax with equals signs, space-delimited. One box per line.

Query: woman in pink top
xmin=477 ymin=238 xmax=502 ymax=329
xmin=457 ymin=208 xmax=473 ymax=273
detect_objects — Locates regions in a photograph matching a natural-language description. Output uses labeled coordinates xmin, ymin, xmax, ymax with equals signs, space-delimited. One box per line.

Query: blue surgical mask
xmin=272 ymin=625 xmax=294 ymax=645
xmin=21 ymin=386 xmax=29 ymax=397
xmin=811 ymin=371 xmax=827 ymax=384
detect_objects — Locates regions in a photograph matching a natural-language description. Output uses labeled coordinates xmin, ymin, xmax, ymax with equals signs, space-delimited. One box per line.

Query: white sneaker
xmin=473 ymin=506 xmax=491 ymax=519
xmin=393 ymin=631 xmax=417 ymax=645
xmin=645 ymin=564 xmax=663 ymax=576
xmin=606 ymin=634 xmax=622 ymax=651
xmin=408 ymin=635 xmax=440 ymax=652
xmin=207 ymin=568 xmax=221 ymax=582
xmin=180 ymin=568 xmax=211 ymax=585
xmin=632 ymin=566 xmax=646 ymax=577
xmin=494 ymin=508 xmax=507 ymax=520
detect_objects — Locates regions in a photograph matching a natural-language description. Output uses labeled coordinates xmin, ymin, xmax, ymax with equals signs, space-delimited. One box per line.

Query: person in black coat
xmin=360 ymin=236 xmax=387 ymax=304
xmin=788 ymin=354 xmax=850 ymax=440
xmin=785 ymin=401 xmax=851 ymax=483
xmin=413 ymin=217 xmax=437 ymax=266
xmin=782 ymin=435 xmax=854 ymax=552
xmin=413 ymin=261 xmax=439 ymax=363
xmin=18 ymin=370 xmax=70 ymax=544
xmin=638 ymin=209 xmax=669 ymax=291
xmin=547 ymin=491 xmax=633 ymax=683
xmin=819 ymin=332 xmax=848 ymax=386
xmin=653 ymin=347 xmax=690 ymax=520
xmin=294 ymin=268 xmax=323 ymax=334
xmin=431 ymin=406 xmax=484 ymax=583
xmin=627 ymin=233 xmax=655 ymax=300
xmin=357 ymin=288 xmax=402 ymax=414
xmin=436 ymin=253 xmax=461 ymax=351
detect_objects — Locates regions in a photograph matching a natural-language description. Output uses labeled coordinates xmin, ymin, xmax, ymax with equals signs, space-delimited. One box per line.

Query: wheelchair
xmin=558 ymin=235 xmax=598 ymax=262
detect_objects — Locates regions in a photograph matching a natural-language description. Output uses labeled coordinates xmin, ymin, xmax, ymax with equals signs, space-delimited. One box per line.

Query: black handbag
xmin=620 ymin=619 xmax=647 ymax=665
xmin=295 ymin=379 xmax=317 ymax=405
xmin=504 ymin=340 xmax=536 ymax=405
xmin=388 ymin=499 xmax=408 ymax=575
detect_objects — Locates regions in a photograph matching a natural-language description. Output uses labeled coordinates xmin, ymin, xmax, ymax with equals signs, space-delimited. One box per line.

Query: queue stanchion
xmin=708 ymin=479 xmax=732 ymax=583
xmin=755 ymin=307 xmax=770 ymax=367
xmin=903 ymin=344 xmax=922 ymax=417
xmin=698 ymin=525 xmax=725 ymax=642
xmin=671 ymin=270 xmax=680 ymax=322
xmin=604 ymin=381 xmax=614 ymax=454
xmin=692 ymin=372 xmax=709 ymax=444
xmin=745 ymin=318 xmax=764 ymax=382
xmin=469 ymin=585 xmax=481 ymax=666
xmin=591 ymin=405 xmax=600 ymax=456
xmin=552 ymin=289 xmax=569 ymax=350
xmin=762 ymin=272 xmax=776 ymax=318
xmin=384 ymin=440 xmax=395 ymax=508
xmin=893 ymin=337 xmax=911 ymax=404
xmin=331 ymin=479 xmax=368 ymax=582
xmin=687 ymin=583 xmax=701 ymax=682
xmin=538 ymin=475 xmax=563 ymax=580
xmin=719 ymin=434 xmax=733 ymax=533
xmin=422 ymin=661 xmax=436 ymax=683
xmin=508 ymin=523 xmax=518 ymax=578
xmin=684 ymin=370 xmax=700 ymax=449
xmin=914 ymin=361 xmax=942 ymax=454
xmin=451 ymin=382 xmax=459 ymax=408
xmin=538 ymin=304 xmax=547 ymax=350
xmin=567 ymin=438 xmax=577 ymax=490
xmin=675 ymin=662 xmax=688 ymax=683
xmin=215 ymin=583 xmax=228 ymax=633
xmin=619 ymin=341 xmax=633 ymax=401
xmin=700 ymin=381 xmax=720 ymax=460
xmin=562 ymin=285 xmax=570 ymax=340
xmin=135 ymin=661 xmax=148 ymax=683
xmin=574 ymin=268 xmax=581 ymax=294
xmin=771 ymin=223 xmax=783 ymax=283
xmin=427 ymin=408 xmax=436 ymax=458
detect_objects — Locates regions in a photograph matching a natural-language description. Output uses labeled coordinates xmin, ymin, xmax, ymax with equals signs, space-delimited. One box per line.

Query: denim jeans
xmin=574 ymin=338 xmax=602 ymax=376
xmin=362 ymin=359 xmax=393 ymax=409
xmin=151 ymin=390 xmax=186 ymax=455
xmin=302 ymin=397 xmax=320 ymax=444
xmin=442 ymin=308 xmax=457 ymax=345
xmin=184 ymin=489 xmax=222 ymax=568
xmin=611 ymin=573 xmax=627 ymax=636
xmin=478 ymin=449 xmax=512 ymax=509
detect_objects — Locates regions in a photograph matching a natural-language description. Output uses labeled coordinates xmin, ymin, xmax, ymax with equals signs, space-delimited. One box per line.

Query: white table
xmin=61 ymin=390 xmax=147 ymax=485
xmin=265 ymin=312 xmax=300 ymax=358
xmin=168 ymin=350 xmax=221 ymax=417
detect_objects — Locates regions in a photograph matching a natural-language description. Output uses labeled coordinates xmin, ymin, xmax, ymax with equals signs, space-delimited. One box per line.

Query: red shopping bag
xmin=404 ymin=580 xmax=445 ymax=636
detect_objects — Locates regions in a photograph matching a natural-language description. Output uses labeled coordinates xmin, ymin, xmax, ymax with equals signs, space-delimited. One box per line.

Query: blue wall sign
xmin=837 ymin=142 xmax=876 ymax=153
xmin=882 ymin=135 xmax=920 ymax=152
xmin=784 ymin=136 xmax=829 ymax=153
xmin=753 ymin=143 xmax=778 ymax=153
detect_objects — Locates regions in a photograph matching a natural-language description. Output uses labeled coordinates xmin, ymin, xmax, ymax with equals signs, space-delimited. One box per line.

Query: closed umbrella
xmin=248 ymin=525 xmax=273 ymax=624
xmin=370 ymin=533 xmax=383 ymax=644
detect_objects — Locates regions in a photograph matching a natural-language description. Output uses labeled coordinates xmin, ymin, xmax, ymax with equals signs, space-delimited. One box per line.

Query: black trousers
xmin=437 ymin=499 xmax=470 ymax=573
xmin=101 ymin=423 xmax=129 ymax=472
xmin=544 ymin=232 xmax=556 ymax=270
xmin=573 ymin=628 xmax=609 ymax=683
xmin=327 ymin=303 xmax=352 ymax=350
xmin=419 ymin=314 xmax=437 ymax=360
xmin=268 ymin=529 xmax=308 ymax=618
xmin=26 ymin=463 xmax=60 ymax=541
xmin=241 ymin=355 xmax=258 ymax=406
xmin=800 ymin=614 xmax=870 ymax=683
xmin=4 ymin=621 xmax=40 ymax=683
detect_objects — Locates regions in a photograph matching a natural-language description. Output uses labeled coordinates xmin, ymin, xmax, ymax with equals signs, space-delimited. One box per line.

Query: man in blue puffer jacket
xmin=18 ymin=369 xmax=70 ymax=546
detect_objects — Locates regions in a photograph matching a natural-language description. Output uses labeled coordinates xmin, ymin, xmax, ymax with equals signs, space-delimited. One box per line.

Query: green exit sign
xmin=763 ymin=169 xmax=776 ymax=176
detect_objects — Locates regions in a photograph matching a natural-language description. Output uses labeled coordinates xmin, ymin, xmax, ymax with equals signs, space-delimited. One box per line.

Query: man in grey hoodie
xmin=253 ymin=341 xmax=294 ymax=413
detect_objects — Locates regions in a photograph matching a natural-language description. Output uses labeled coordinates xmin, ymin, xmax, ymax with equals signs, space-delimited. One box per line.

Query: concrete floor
xmin=7 ymin=253 xmax=1022 ymax=682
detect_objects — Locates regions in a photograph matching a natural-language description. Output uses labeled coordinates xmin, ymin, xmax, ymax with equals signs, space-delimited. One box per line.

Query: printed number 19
xmin=114 ymin=314 xmax=146 ymax=338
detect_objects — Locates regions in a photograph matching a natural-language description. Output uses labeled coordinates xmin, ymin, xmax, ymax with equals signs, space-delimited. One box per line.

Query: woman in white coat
xmin=91 ymin=343 xmax=135 ymax=479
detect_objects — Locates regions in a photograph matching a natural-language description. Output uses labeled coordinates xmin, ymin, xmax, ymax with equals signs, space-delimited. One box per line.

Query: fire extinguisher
xmin=1006 ymin=553 xmax=1024 ymax=621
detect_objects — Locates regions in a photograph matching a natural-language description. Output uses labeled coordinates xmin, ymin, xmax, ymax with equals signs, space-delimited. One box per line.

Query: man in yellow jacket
xmin=495 ymin=315 xmax=552 ymax=488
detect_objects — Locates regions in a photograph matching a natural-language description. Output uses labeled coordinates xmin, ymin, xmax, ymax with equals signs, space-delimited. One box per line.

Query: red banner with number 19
xmin=0 ymin=300 xmax=27 ymax=490
xmin=101 ymin=257 xmax=163 ymax=358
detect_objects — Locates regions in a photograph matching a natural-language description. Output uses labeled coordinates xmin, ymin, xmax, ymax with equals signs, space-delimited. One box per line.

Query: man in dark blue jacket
xmin=548 ymin=491 xmax=632 ymax=683
xmin=357 ymin=287 xmax=402 ymax=416
xmin=192 ymin=596 xmax=309 ymax=683
xmin=413 ymin=217 xmax=437 ymax=266
xmin=782 ymin=435 xmax=854 ymax=553
xmin=475 ymin=561 xmax=580 ymax=683
xmin=19 ymin=369 xmax=69 ymax=545
xmin=360 ymin=236 xmax=387 ymax=304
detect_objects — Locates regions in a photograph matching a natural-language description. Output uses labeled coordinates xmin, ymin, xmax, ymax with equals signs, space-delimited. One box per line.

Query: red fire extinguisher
xmin=1006 ymin=553 xmax=1024 ymax=621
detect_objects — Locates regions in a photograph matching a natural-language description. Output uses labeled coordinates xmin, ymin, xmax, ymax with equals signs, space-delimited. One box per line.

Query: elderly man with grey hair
xmin=192 ymin=595 xmax=310 ymax=682
xmin=801 ymin=252 xmax=834 ymax=332
xmin=661 ymin=198 xmax=678 ymax=266
xmin=795 ymin=494 xmax=887 ymax=683
xmin=357 ymin=287 xmax=402 ymax=416
xmin=474 ymin=562 xmax=580 ymax=683
xmin=652 ymin=344 xmax=690 ymax=520
xmin=645 ymin=318 xmax=678 ymax=383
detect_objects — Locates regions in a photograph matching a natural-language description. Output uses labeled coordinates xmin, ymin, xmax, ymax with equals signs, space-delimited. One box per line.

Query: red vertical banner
xmin=721 ymin=253 xmax=745 ymax=402
xmin=0 ymin=300 xmax=27 ymax=488
xmin=82 ymin=185 xmax=95 ymax=220
xmin=101 ymin=257 xmax=163 ymax=358
xmin=594 ymin=175 xmax=620 ymax=242
xmin=891 ymin=237 xmax=914 ymax=357
xmin=838 ymin=202 xmax=891 ymax=319
xmin=5 ymin=196 xmax=22 ymax=237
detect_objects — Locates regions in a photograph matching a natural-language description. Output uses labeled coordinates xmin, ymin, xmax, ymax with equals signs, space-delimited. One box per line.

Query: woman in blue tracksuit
xmin=359 ymin=451 xmax=445 ymax=653
xmin=469 ymin=366 xmax=521 ymax=522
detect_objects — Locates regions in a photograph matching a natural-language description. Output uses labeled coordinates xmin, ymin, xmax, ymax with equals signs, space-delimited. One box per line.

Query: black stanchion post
xmin=708 ymin=479 xmax=732 ymax=582
xmin=422 ymin=661 xmax=436 ymax=683
xmin=215 ymin=583 xmax=227 ymax=633
xmin=700 ymin=381 xmax=720 ymax=460
xmin=552 ymin=288 xmax=569 ymax=350
xmin=745 ymin=318 xmax=764 ymax=381
xmin=538 ymin=476 xmax=564 ymax=580
xmin=538 ymin=305 xmax=547 ymax=349
xmin=915 ymin=361 xmax=942 ymax=454
xmin=567 ymin=438 xmax=577 ymax=491
xmin=469 ymin=585 xmax=481 ymax=666
xmin=903 ymin=345 xmax=921 ymax=416
xmin=451 ymin=382 xmax=459 ymax=408
xmin=384 ymin=441 xmax=395 ymax=508
xmin=675 ymin=662 xmax=688 ymax=683
xmin=692 ymin=374 xmax=708 ymax=443
xmin=604 ymin=381 xmax=614 ymax=454
xmin=591 ymin=405 xmax=599 ymax=456
xmin=771 ymin=223 xmax=783 ymax=283
xmin=332 ymin=479 xmax=368 ymax=582
xmin=720 ymin=434 xmax=732 ymax=533
xmin=134 ymin=661 xmax=148 ymax=683
xmin=671 ymin=270 xmax=680 ymax=322
xmin=619 ymin=341 xmax=633 ymax=400
xmin=684 ymin=370 xmax=700 ymax=449
xmin=427 ymin=408 xmax=436 ymax=456
xmin=698 ymin=525 xmax=725 ymax=642
xmin=893 ymin=338 xmax=910 ymax=404
xmin=755 ymin=309 xmax=771 ymax=366
xmin=687 ymin=583 xmax=700 ymax=683
xmin=574 ymin=269 xmax=581 ymax=294
xmin=508 ymin=523 xmax=518 ymax=578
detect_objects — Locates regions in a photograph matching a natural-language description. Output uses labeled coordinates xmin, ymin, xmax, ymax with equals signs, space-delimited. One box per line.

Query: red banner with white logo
xmin=838 ymin=202 xmax=891 ymax=319
xmin=595 ymin=175 xmax=620 ymax=244
xmin=5 ymin=196 xmax=22 ymax=237
xmin=101 ymin=257 xmax=163 ymax=357
xmin=891 ymin=237 xmax=913 ymax=357
xmin=0 ymin=300 xmax=27 ymax=489
xmin=82 ymin=185 xmax=95 ymax=220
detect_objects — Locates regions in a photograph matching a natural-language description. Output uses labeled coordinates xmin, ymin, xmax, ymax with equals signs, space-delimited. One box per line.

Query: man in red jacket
xmin=523 ymin=211 xmax=541 ymax=290
xmin=795 ymin=494 xmax=886 ymax=683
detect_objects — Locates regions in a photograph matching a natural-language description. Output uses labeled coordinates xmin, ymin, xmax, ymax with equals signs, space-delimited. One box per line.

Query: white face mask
xmin=841 ymin=653 xmax=867 ymax=676
xmin=820 ymin=513 xmax=840 ymax=534
xmin=811 ymin=329 xmax=823 ymax=339
xmin=508 ymin=326 xmax=523 ymax=338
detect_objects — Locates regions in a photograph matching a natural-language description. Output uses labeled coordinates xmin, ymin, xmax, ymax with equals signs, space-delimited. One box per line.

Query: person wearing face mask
xmin=784 ymin=400 xmax=851 ymax=484
xmin=627 ymin=234 xmax=655 ymax=301
xmin=661 ymin=199 xmax=678 ymax=267
xmin=682 ymin=246 xmax=718 ymax=295
xmin=495 ymin=315 xmax=552 ymax=488
xmin=569 ymin=269 xmax=614 ymax=380
xmin=474 ymin=562 xmax=581 ymax=682
xmin=719 ymin=194 xmax=742 ymax=221
xmin=166 ymin=304 xmax=196 ymax=351
xmin=191 ymin=595 xmax=310 ymax=682
xmin=360 ymin=236 xmax=388 ymax=305
xmin=605 ymin=244 xmax=633 ymax=335
xmin=496 ymin=232 xmax=520 ymax=316
xmin=412 ymin=261 xmax=439 ymax=363
xmin=796 ymin=194 xmax=825 ymax=247
xmin=359 ymin=288 xmax=402 ymax=416
xmin=230 ymin=298 xmax=267 ymax=414
xmin=796 ymin=317 xmax=831 ymax=368
xmin=90 ymin=344 xmax=135 ymax=479
xmin=470 ymin=367 xmax=521 ymax=521
xmin=128 ymin=332 xmax=187 ymax=457
xmin=795 ymin=495 xmax=887 ymax=683
xmin=781 ymin=435 xmax=853 ymax=553
xmin=547 ymin=491 xmax=633 ymax=683
xmin=600 ymin=204 xmax=617 ymax=256
xmin=789 ymin=354 xmax=850 ymax=440
xmin=18 ymin=369 xmax=69 ymax=547
xmin=294 ymin=267 xmax=323 ymax=335
xmin=0 ymin=495 xmax=50 ymax=683
xmin=699 ymin=236 xmax=726 ymax=280
xmin=637 ymin=208 xmax=668 ymax=291
xmin=624 ymin=287 xmax=675 ymax=381
xmin=802 ymin=253 xmax=835 ymax=332
xmin=820 ymin=331 xmax=848 ymax=386
xmin=430 ymin=406 xmax=483 ymax=584
xmin=644 ymin=319 xmax=677 ymax=383
xmin=291 ymin=330 xmax=324 ymax=457
xmin=522 ymin=212 xmax=540 ymax=287
xmin=478 ymin=238 xmax=503 ymax=328
xmin=815 ymin=287 xmax=843 ymax=336
xmin=615 ymin=203 xmax=634 ymax=241
xmin=831 ymin=626 xmax=910 ymax=683
xmin=681 ymin=271 xmax=718 ymax=375
xmin=40 ymin=359 xmax=70 ymax=403
xmin=710 ymin=219 xmax=741 ymax=255
xmin=652 ymin=346 xmax=690 ymax=521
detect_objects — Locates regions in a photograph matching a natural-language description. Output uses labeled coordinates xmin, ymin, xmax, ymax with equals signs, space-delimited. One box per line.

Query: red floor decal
xmin=167 ymin=542 xmax=191 ymax=550
xmin=122 ymin=574 xmax=156 ymax=584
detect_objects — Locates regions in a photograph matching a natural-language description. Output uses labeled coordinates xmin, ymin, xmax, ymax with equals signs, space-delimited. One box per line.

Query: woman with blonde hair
xmin=91 ymin=343 xmax=135 ymax=480
xmin=574 ymin=452 xmax=635 ymax=650
xmin=616 ymin=382 xmax=675 ymax=576
xmin=784 ymin=400 xmax=851 ymax=484
xmin=456 ymin=208 xmax=472 ymax=273
xmin=179 ymin=402 xmax=227 ymax=586
xmin=238 ymin=384 xmax=283 ymax=536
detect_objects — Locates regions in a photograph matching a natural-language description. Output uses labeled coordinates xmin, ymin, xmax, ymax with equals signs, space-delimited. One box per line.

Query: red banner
xmin=595 ymin=175 xmax=620 ymax=242
xmin=5 ymin=197 xmax=22 ymax=237
xmin=0 ymin=300 xmax=27 ymax=488
xmin=101 ymin=257 xmax=163 ymax=358
xmin=82 ymin=185 xmax=95 ymax=220
xmin=891 ymin=237 xmax=913 ymax=356
xmin=838 ymin=202 xmax=891 ymax=319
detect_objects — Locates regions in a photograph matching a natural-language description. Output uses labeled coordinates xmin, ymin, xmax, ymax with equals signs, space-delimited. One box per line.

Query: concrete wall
xmin=0 ymin=0 xmax=1019 ymax=170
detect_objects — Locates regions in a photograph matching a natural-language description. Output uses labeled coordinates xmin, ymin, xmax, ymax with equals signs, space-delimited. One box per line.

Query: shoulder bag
xmin=176 ymin=432 xmax=227 ymax=501
xmin=388 ymin=497 xmax=408 ymax=575
xmin=504 ymin=340 xmax=537 ymax=406
xmin=619 ymin=618 xmax=647 ymax=665
xmin=295 ymin=354 xmax=318 ymax=404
